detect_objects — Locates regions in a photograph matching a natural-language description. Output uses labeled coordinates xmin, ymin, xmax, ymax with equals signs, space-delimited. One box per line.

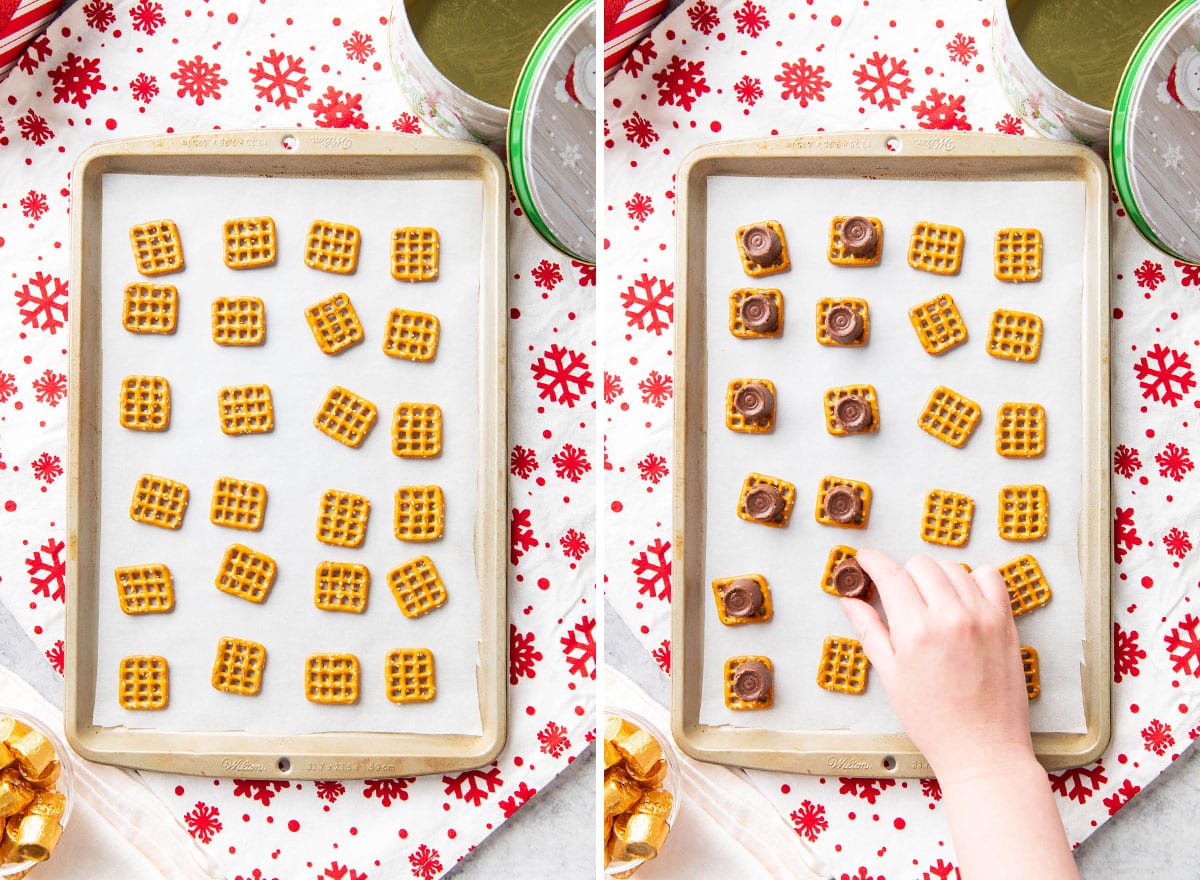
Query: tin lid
xmin=507 ymin=0 xmax=596 ymax=264
xmin=1111 ymin=0 xmax=1200 ymax=265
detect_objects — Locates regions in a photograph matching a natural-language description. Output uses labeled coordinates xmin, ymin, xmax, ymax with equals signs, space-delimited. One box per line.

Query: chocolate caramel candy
xmin=604 ymin=769 xmax=642 ymax=817
xmin=834 ymin=394 xmax=873 ymax=433
xmin=744 ymin=484 xmax=785 ymax=522
xmin=840 ymin=216 xmax=878 ymax=256
xmin=0 ymin=778 xmax=33 ymax=818
xmin=832 ymin=558 xmax=873 ymax=599
xmin=732 ymin=383 xmax=774 ymax=419
xmin=624 ymin=812 xmax=671 ymax=859
xmin=15 ymin=812 xmax=61 ymax=863
xmin=824 ymin=485 xmax=863 ymax=524
xmin=825 ymin=304 xmax=864 ymax=343
xmin=731 ymin=659 xmax=772 ymax=702
xmin=614 ymin=729 xmax=663 ymax=779
xmin=722 ymin=578 xmax=765 ymax=618
xmin=8 ymin=731 xmax=54 ymax=779
xmin=0 ymin=743 xmax=11 ymax=773
xmin=741 ymin=224 xmax=783 ymax=265
xmin=739 ymin=294 xmax=779 ymax=333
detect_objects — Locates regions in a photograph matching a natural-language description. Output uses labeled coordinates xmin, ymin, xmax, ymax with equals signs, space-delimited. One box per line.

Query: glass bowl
xmin=603 ymin=707 xmax=681 ymax=877
xmin=0 ymin=708 xmax=75 ymax=878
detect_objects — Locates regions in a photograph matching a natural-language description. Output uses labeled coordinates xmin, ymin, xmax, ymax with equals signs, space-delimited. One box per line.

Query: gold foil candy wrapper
xmin=634 ymin=789 xmax=673 ymax=817
xmin=629 ymin=758 xmax=667 ymax=788
xmin=1 ymin=815 xmax=21 ymax=862
xmin=604 ymin=715 xmax=638 ymax=744
xmin=26 ymin=760 xmax=60 ymax=790
xmin=16 ymin=812 xmax=62 ymax=862
xmin=603 ymin=738 xmax=621 ymax=769
xmin=604 ymin=769 xmax=641 ymax=817
xmin=8 ymin=731 xmax=55 ymax=779
xmin=0 ymin=779 xmax=33 ymax=819
xmin=0 ymin=742 xmax=12 ymax=772
xmin=29 ymin=790 xmax=66 ymax=821
xmin=0 ymin=718 xmax=31 ymax=745
xmin=623 ymin=812 xmax=670 ymax=859
xmin=613 ymin=729 xmax=662 ymax=779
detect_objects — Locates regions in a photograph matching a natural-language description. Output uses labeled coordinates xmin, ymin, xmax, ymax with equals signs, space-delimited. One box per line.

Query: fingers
xmin=904 ymin=555 xmax=961 ymax=608
xmin=856 ymin=548 xmax=926 ymax=626
xmin=972 ymin=564 xmax=1013 ymax=614
xmin=937 ymin=559 xmax=984 ymax=607
xmin=839 ymin=596 xmax=897 ymax=683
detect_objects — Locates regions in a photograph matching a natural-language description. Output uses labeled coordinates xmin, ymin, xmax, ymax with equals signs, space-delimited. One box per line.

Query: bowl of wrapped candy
xmin=0 ymin=710 xmax=73 ymax=878
xmin=603 ymin=708 xmax=679 ymax=876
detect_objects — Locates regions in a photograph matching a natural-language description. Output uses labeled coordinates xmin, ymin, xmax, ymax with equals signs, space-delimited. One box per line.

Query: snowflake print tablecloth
xmin=0 ymin=2 xmax=595 ymax=878
xmin=603 ymin=1 xmax=1200 ymax=876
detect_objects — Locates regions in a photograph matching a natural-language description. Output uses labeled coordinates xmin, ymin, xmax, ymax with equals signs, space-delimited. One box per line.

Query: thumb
xmin=839 ymin=597 xmax=897 ymax=683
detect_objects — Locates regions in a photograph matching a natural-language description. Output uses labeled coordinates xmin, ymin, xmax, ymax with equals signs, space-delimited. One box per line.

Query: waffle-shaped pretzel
xmin=921 ymin=488 xmax=975 ymax=547
xmin=994 ymin=228 xmax=1042 ymax=282
xmin=391 ymin=227 xmax=440 ymax=281
xmin=999 ymin=554 xmax=1051 ymax=617
xmin=114 ymin=563 xmax=174 ymax=614
xmin=987 ymin=308 xmax=1043 ymax=362
xmin=998 ymin=484 xmax=1049 ymax=541
xmin=735 ymin=221 xmax=790 ymax=277
xmin=827 ymin=216 xmax=883 ymax=266
xmin=814 ymin=475 xmax=871 ymax=529
xmin=223 ymin=216 xmax=276 ymax=269
xmin=1021 ymin=646 xmax=1040 ymax=699
xmin=918 ymin=385 xmax=982 ymax=448
xmin=394 ymin=485 xmax=445 ymax=542
xmin=305 ymin=292 xmax=364 ymax=355
xmin=725 ymin=378 xmax=776 ymax=433
xmin=314 ymin=561 xmax=370 ymax=613
xmin=305 ymin=653 xmax=360 ymax=704
xmin=392 ymin=402 xmax=443 ymax=458
xmin=218 ymin=384 xmax=274 ymax=435
xmin=210 ymin=476 xmax=267 ymax=531
xmin=729 ymin=289 xmax=784 ymax=338
xmin=314 ymin=386 xmax=378 ymax=448
xmin=382 ymin=309 xmax=440 ymax=361
xmin=815 ymin=297 xmax=870 ymax=346
xmin=388 ymin=555 xmax=448 ymax=619
xmin=211 ymin=296 xmax=266 ymax=345
xmin=129 ymin=219 xmax=184 ymax=276
xmin=823 ymin=384 xmax=879 ymax=436
xmin=304 ymin=219 xmax=360 ymax=274
xmin=711 ymin=574 xmax=773 ymax=625
xmin=214 ymin=543 xmax=277 ymax=604
xmin=818 ymin=545 xmax=875 ymax=601
xmin=129 ymin=474 xmax=189 ymax=529
xmin=316 ymin=489 xmax=370 ymax=548
xmin=907 ymin=221 xmax=963 ymax=275
xmin=385 ymin=648 xmax=436 ymax=703
xmin=211 ymin=636 xmax=267 ymax=695
xmin=118 ymin=656 xmax=169 ymax=710
xmin=816 ymin=636 xmax=869 ymax=695
xmin=123 ymin=283 xmax=178 ymax=334
xmin=996 ymin=402 xmax=1046 ymax=458
xmin=736 ymin=472 xmax=796 ymax=528
xmin=119 ymin=375 xmax=170 ymax=431
xmin=723 ymin=655 xmax=774 ymax=710
xmin=908 ymin=293 xmax=968 ymax=355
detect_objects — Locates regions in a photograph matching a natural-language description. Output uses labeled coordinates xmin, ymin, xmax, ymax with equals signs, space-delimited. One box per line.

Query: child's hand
xmin=840 ymin=548 xmax=1033 ymax=782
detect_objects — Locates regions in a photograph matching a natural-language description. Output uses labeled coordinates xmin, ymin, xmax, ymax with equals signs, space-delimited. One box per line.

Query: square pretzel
xmin=711 ymin=574 xmax=773 ymax=625
xmin=119 ymin=375 xmax=170 ymax=431
xmin=987 ymin=308 xmax=1043 ymax=362
xmin=728 ymin=289 xmax=784 ymax=338
xmin=305 ymin=653 xmax=360 ymax=705
xmin=122 ymin=283 xmax=178 ymax=334
xmin=210 ymin=476 xmax=267 ymax=531
xmin=814 ymin=475 xmax=872 ymax=529
xmin=314 ymin=386 xmax=378 ymax=448
xmin=725 ymin=378 xmax=776 ymax=433
xmin=819 ymin=545 xmax=860 ymax=597
xmin=223 ymin=216 xmax=277 ymax=268
xmin=817 ymin=636 xmax=868 ymax=694
xmin=392 ymin=402 xmax=443 ymax=458
xmin=383 ymin=309 xmax=440 ymax=361
xmin=386 ymin=648 xmax=436 ymax=703
xmin=908 ymin=293 xmax=968 ymax=355
xmin=996 ymin=402 xmax=1046 ymax=458
xmin=999 ymin=484 xmax=1049 ymax=541
xmin=214 ymin=543 xmax=277 ymax=604
xmin=129 ymin=219 xmax=184 ymax=276
xmin=918 ymin=385 xmax=982 ymax=448
xmin=907 ymin=221 xmax=963 ymax=275
xmin=723 ymin=655 xmax=774 ymax=709
xmin=827 ymin=216 xmax=883 ymax=266
xmin=815 ymin=297 xmax=870 ymax=346
xmin=999 ymin=554 xmax=1052 ymax=617
xmin=314 ymin=561 xmax=370 ymax=613
xmin=305 ymin=292 xmax=364 ymax=355
xmin=211 ymin=296 xmax=266 ymax=345
xmin=388 ymin=555 xmax=448 ymax=618
xmin=394 ymin=485 xmax=445 ymax=542
xmin=317 ymin=489 xmax=371 ymax=548
xmin=114 ymin=563 xmax=174 ymax=614
xmin=921 ymin=488 xmax=975 ymax=547
xmin=304 ymin=219 xmax=360 ymax=274
xmin=218 ymin=384 xmax=274 ymax=435
xmin=129 ymin=474 xmax=189 ymax=530
xmin=823 ymin=384 xmax=879 ymax=436
xmin=736 ymin=472 xmax=796 ymax=528
xmin=995 ymin=228 xmax=1042 ymax=282
xmin=391 ymin=227 xmax=440 ymax=281
xmin=735 ymin=220 xmax=790 ymax=277
xmin=1021 ymin=646 xmax=1040 ymax=699
xmin=211 ymin=636 xmax=267 ymax=696
xmin=118 ymin=656 xmax=169 ymax=710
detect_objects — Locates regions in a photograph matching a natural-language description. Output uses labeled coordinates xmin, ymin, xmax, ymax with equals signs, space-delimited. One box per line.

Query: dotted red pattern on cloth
xmin=603 ymin=0 xmax=1200 ymax=874
xmin=0 ymin=1 xmax=594 ymax=877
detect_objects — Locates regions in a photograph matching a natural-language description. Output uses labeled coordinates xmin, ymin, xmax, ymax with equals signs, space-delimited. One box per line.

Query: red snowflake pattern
xmin=1177 ymin=260 xmax=1200 ymax=287
xmin=171 ymin=55 xmax=227 ymax=105
xmin=632 ymin=537 xmax=671 ymax=602
xmin=621 ymin=274 xmax=673 ymax=336
xmin=84 ymin=0 xmax=116 ymax=31
xmin=14 ymin=272 xmax=68 ymax=334
xmin=129 ymin=72 xmax=159 ymax=104
xmin=921 ymin=862 xmax=960 ymax=880
xmin=531 ymin=259 xmax=564 ymax=291
xmin=604 ymin=372 xmax=623 ymax=404
xmin=1164 ymin=527 xmax=1192 ymax=559
xmin=362 ymin=777 xmax=414 ymax=807
xmin=734 ymin=74 xmax=764 ymax=106
xmin=343 ymin=31 xmax=375 ymax=63
xmin=18 ymin=109 xmax=54 ymax=146
xmin=309 ymin=86 xmax=368 ymax=129
xmin=498 ymin=781 xmax=536 ymax=818
xmin=687 ymin=1 xmax=719 ymax=34
xmin=0 ymin=372 xmax=16 ymax=403
xmin=1165 ymin=613 xmax=1200 ymax=677
xmin=318 ymin=862 xmax=367 ymax=880
xmin=1113 ymin=623 xmax=1145 ymax=683
xmin=559 ymin=529 xmax=589 ymax=561
xmin=510 ymin=444 xmax=539 ymax=479
xmin=510 ymin=508 xmax=537 ymax=565
xmin=995 ymin=113 xmax=1025 ymax=135
xmin=33 ymin=370 xmax=67 ymax=406
xmin=408 ymin=845 xmax=441 ymax=880
xmin=129 ymin=0 xmax=165 ymax=34
xmin=530 ymin=345 xmax=593 ymax=408
xmin=17 ymin=35 xmax=51 ymax=76
xmin=732 ymin=1 xmax=769 ymax=37
xmin=638 ymin=452 xmax=668 ymax=484
xmin=1141 ymin=719 xmax=1175 ymax=755
xmin=1048 ymin=762 xmax=1107 ymax=804
xmin=573 ymin=260 xmax=596 ymax=287
xmin=45 ymin=640 xmax=64 ymax=675
xmin=652 ymin=639 xmax=670 ymax=673
xmin=1103 ymin=778 xmax=1141 ymax=816
xmin=921 ymin=778 xmax=943 ymax=801
xmin=622 ymin=111 xmax=659 ymax=148
xmin=626 ymin=192 xmax=653 ymax=223
xmin=315 ymin=780 xmax=345 ymax=803
xmin=623 ymin=40 xmax=657 ymax=78
xmin=537 ymin=721 xmax=571 ymax=758
xmin=1134 ymin=344 xmax=1196 ymax=406
xmin=552 ymin=443 xmax=591 ymax=482
xmin=652 ymin=56 xmax=710 ymax=111
xmin=638 ymin=370 xmax=672 ymax=407
xmin=1155 ymin=442 xmax=1193 ymax=481
xmin=853 ymin=52 xmax=913 ymax=111
xmin=1135 ymin=260 xmax=1166 ymax=290
xmin=1113 ymin=444 xmax=1142 ymax=478
xmin=31 ymin=452 xmax=62 ymax=484
xmin=232 ymin=780 xmax=290 ymax=807
xmin=20 ymin=191 xmax=48 ymax=221
xmin=250 ymin=50 xmax=310 ymax=109
xmin=560 ymin=615 xmax=596 ymax=679
xmin=392 ymin=113 xmax=422 ymax=134
xmin=49 ymin=53 xmax=106 ymax=108
xmin=837 ymin=777 xmax=895 ymax=804
xmin=776 ymin=57 xmax=830 ymax=107
xmin=1114 ymin=507 xmax=1141 ymax=563
xmin=442 ymin=765 xmax=503 ymax=807
xmin=790 ymin=799 xmax=828 ymax=842
xmin=184 ymin=801 xmax=223 ymax=844
xmin=913 ymin=88 xmax=971 ymax=130
xmin=509 ymin=625 xmax=543 ymax=685
xmin=946 ymin=33 xmax=977 ymax=65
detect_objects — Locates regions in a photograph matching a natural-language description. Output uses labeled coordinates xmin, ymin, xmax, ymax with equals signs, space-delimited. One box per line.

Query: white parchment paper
xmin=93 ymin=172 xmax=484 ymax=735
xmin=698 ymin=175 xmax=1089 ymax=735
